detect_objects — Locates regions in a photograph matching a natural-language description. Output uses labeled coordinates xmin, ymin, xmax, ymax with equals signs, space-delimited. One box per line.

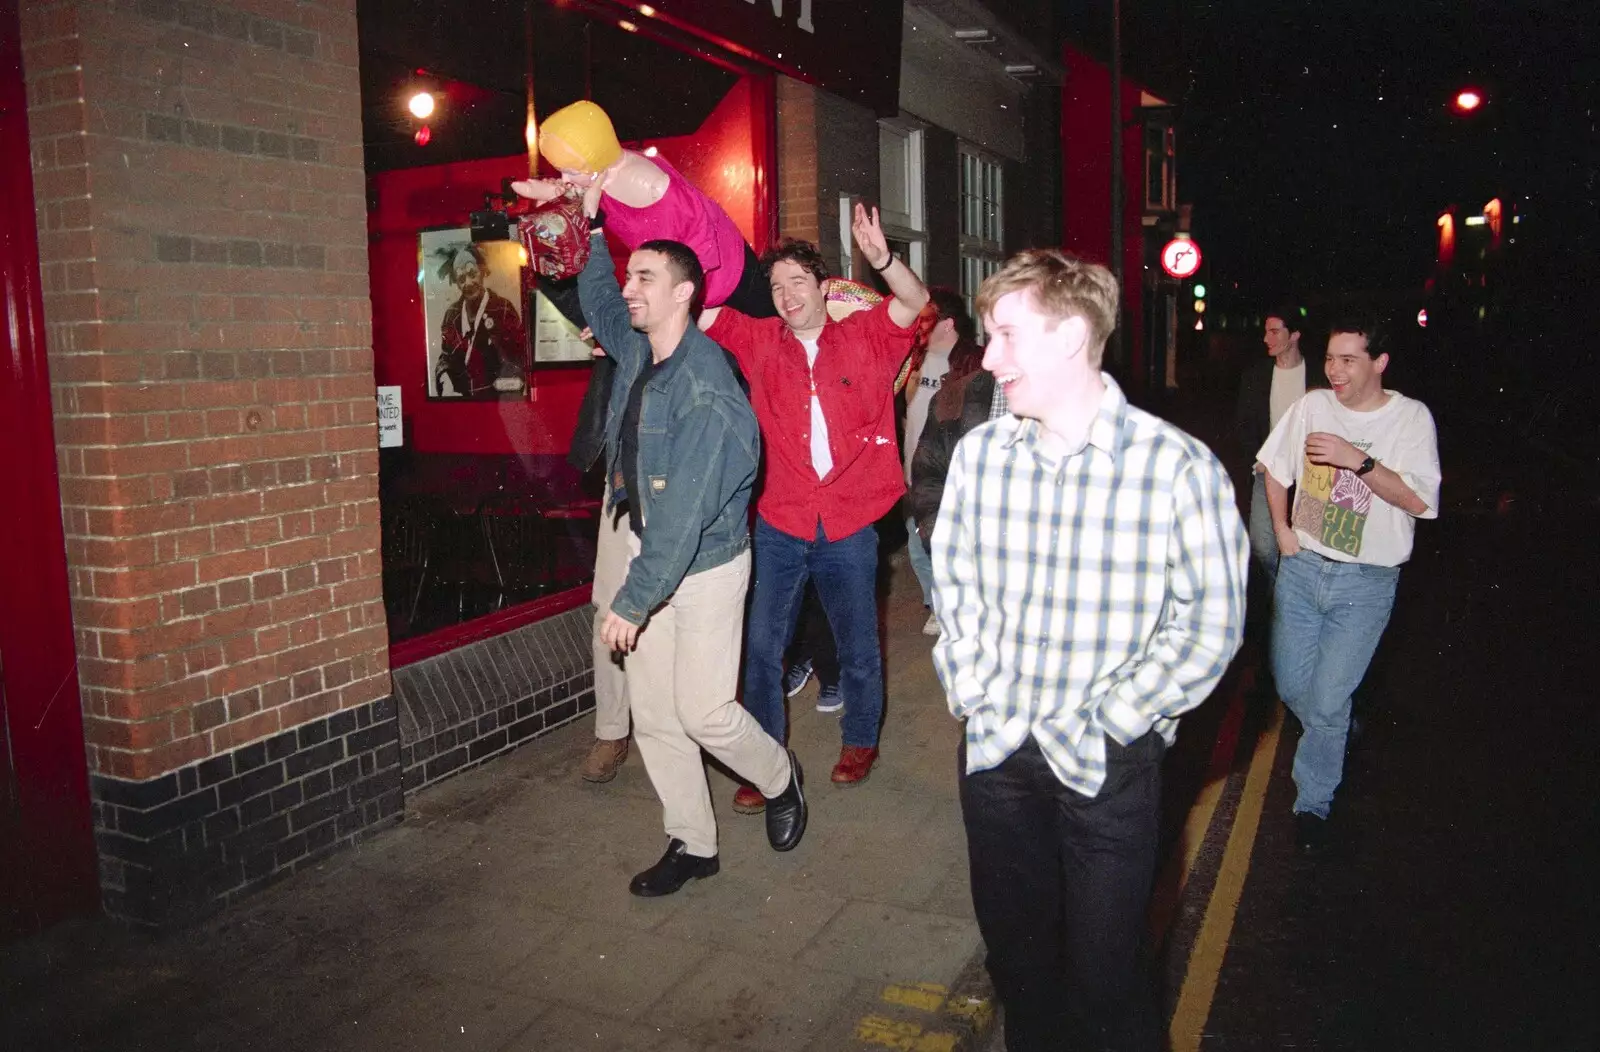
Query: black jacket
xmin=909 ymin=366 xmax=995 ymax=545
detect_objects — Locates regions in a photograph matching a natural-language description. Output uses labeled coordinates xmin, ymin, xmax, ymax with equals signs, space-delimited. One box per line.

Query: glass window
xmin=361 ymin=4 xmax=770 ymax=646
xmin=958 ymin=144 xmax=1004 ymax=334
xmin=878 ymin=120 xmax=926 ymax=278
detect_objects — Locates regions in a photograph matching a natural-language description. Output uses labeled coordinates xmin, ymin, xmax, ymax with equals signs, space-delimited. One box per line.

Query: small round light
xmin=1417 ymin=308 xmax=1428 ymax=328
xmin=642 ymin=145 xmax=659 ymax=158
xmin=1193 ymin=283 xmax=1206 ymax=299
xmin=1454 ymin=89 xmax=1482 ymax=112
xmin=413 ymin=125 xmax=432 ymax=146
xmin=408 ymin=92 xmax=435 ymax=119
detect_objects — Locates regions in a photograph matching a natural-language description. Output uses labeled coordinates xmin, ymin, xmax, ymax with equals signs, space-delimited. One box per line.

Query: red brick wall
xmin=21 ymin=0 xmax=387 ymax=783
xmin=776 ymin=76 xmax=820 ymax=246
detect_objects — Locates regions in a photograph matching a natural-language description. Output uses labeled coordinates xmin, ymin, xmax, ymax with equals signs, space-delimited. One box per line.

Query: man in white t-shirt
xmin=1256 ymin=315 xmax=1440 ymax=854
xmin=1235 ymin=308 xmax=1308 ymax=594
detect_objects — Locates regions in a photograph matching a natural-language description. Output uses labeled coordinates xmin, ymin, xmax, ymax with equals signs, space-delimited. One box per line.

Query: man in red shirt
xmin=700 ymin=204 xmax=929 ymax=801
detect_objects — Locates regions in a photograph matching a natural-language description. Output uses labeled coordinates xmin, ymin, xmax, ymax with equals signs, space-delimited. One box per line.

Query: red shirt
xmin=707 ymin=301 xmax=916 ymax=541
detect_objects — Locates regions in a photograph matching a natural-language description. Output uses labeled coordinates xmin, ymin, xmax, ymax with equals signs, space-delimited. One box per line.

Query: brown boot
xmin=580 ymin=737 xmax=629 ymax=783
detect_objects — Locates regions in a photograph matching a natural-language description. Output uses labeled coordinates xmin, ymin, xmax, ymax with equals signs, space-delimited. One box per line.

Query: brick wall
xmin=776 ymin=76 xmax=820 ymax=246
xmin=775 ymin=76 xmax=880 ymax=275
xmin=21 ymin=0 xmax=396 ymax=925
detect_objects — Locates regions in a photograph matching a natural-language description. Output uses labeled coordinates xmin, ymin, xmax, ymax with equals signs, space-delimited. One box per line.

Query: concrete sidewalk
xmin=2 ymin=561 xmax=995 ymax=1052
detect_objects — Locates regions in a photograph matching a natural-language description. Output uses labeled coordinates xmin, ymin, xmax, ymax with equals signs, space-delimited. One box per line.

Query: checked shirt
xmin=931 ymin=374 xmax=1247 ymax=798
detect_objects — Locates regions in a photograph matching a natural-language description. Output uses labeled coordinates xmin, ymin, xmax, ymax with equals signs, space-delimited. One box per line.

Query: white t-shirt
xmin=801 ymin=338 xmax=833 ymax=480
xmin=1268 ymin=359 xmax=1306 ymax=431
xmin=1256 ymin=388 xmax=1440 ymax=567
xmin=903 ymin=345 xmax=952 ymax=483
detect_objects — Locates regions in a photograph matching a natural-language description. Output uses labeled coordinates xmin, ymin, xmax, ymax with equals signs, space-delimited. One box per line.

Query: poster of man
xmin=420 ymin=229 xmax=529 ymax=400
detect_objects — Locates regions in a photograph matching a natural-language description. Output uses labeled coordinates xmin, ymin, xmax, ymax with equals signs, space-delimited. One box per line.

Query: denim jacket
xmin=577 ymin=232 xmax=760 ymax=626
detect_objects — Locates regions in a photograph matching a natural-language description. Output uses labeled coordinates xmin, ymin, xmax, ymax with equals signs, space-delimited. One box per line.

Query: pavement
xmin=1 ymin=557 xmax=999 ymax=1052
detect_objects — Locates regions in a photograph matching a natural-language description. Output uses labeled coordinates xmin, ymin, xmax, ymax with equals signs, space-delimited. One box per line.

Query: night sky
xmin=1116 ymin=0 xmax=1598 ymax=310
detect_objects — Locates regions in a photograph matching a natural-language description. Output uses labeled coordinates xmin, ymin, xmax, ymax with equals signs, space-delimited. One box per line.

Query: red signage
xmin=1160 ymin=238 xmax=1202 ymax=279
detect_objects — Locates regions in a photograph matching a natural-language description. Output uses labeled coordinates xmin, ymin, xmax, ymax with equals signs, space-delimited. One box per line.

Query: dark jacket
xmin=909 ymin=349 xmax=993 ymax=546
xmin=1235 ymin=357 xmax=1322 ymax=460
xmin=578 ymin=232 xmax=761 ymax=626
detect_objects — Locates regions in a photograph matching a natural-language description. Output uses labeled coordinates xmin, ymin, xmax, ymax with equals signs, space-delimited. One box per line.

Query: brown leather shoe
xmin=580 ymin=737 xmax=629 ymax=783
xmin=830 ymin=745 xmax=879 ymax=785
xmin=732 ymin=784 xmax=766 ymax=814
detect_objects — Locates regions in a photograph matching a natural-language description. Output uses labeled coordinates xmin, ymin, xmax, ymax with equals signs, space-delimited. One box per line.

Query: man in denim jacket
xmin=578 ymin=227 xmax=808 ymax=896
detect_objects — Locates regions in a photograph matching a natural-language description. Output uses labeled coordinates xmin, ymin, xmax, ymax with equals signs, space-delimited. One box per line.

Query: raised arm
xmin=574 ymin=230 xmax=644 ymax=371
xmin=852 ymin=202 xmax=929 ymax=326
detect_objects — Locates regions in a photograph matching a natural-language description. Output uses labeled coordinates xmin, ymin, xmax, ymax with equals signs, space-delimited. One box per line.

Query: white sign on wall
xmin=376 ymin=385 xmax=402 ymax=448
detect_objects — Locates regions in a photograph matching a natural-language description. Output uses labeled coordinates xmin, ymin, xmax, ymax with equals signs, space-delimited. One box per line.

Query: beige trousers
xmin=623 ymin=549 xmax=790 ymax=857
xmin=589 ymin=493 xmax=631 ymax=741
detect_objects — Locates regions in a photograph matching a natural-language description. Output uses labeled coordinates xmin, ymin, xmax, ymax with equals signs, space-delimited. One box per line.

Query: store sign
xmin=642 ymin=0 xmax=903 ymax=113
xmin=377 ymin=386 xmax=403 ymax=448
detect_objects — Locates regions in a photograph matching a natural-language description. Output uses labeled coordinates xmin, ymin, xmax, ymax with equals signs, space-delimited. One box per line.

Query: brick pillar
xmin=20 ymin=0 xmax=399 ymax=926
xmin=776 ymin=76 xmax=820 ymax=246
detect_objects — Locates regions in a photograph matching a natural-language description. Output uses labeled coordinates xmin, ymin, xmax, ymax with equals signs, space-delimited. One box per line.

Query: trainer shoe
xmin=815 ymin=682 xmax=843 ymax=713
xmin=922 ymin=611 xmax=940 ymax=637
xmin=782 ymin=659 xmax=814 ymax=698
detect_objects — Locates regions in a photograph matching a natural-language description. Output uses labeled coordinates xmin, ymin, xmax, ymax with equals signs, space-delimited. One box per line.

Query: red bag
xmin=516 ymin=187 xmax=591 ymax=280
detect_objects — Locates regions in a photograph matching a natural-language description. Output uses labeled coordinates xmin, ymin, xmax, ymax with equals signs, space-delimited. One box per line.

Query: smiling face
xmin=768 ymin=259 xmax=827 ymax=337
xmin=621 ymin=248 xmax=690 ymax=333
xmin=1264 ymin=315 xmax=1294 ymax=358
xmin=981 ymin=289 xmax=1093 ymax=422
xmin=451 ymin=252 xmax=486 ymax=300
xmin=1324 ymin=331 xmax=1389 ymax=410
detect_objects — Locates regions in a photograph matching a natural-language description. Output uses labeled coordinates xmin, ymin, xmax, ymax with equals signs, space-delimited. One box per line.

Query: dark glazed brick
xmin=296 ymin=719 xmax=330 ymax=749
xmin=146 ymin=113 xmax=183 ymax=143
xmin=213 ymin=7 xmax=249 ymax=39
xmin=256 ymin=131 xmax=289 ymax=158
xmin=193 ymin=239 xmax=228 ymax=264
xmin=270 ymin=781 xmax=304 ymax=814
xmin=266 ymin=731 xmax=296 ymax=762
xmin=248 ymin=19 xmax=284 ymax=50
xmin=204 ymin=808 xmax=241 ymax=842
xmin=264 ymin=241 xmax=295 ymax=267
xmin=346 ymin=722 xmax=394 ymax=756
xmin=221 ymin=125 xmax=255 ymax=154
xmin=327 ymin=708 xmax=358 ymax=739
xmin=284 ymin=738 xmax=343 ymax=779
xmin=155 ymin=235 xmax=192 ymax=262
xmin=228 ymin=240 xmax=263 ymax=267
xmin=183 ymin=120 xmax=219 ymax=149
xmin=233 ymin=741 xmax=267 ymax=773
xmin=546 ymin=698 xmax=578 ymax=727
xmin=292 ymin=137 xmax=320 ymax=162
xmin=294 ymin=244 xmax=325 ymax=270
xmin=197 ymin=754 xmax=233 ymax=787
xmin=216 ymin=761 xmax=285 ymax=809
xmin=283 ymin=29 xmax=316 ymax=58
xmin=289 ymin=792 xmax=346 ymax=832
xmin=372 ymin=695 xmax=397 ymax=723
xmin=93 ymin=772 xmax=179 ymax=809
xmin=118 ymin=787 xmax=218 ymax=840
xmin=300 ymin=769 xmax=332 ymax=801
xmin=178 ymin=766 xmax=199 ymax=796
xmin=175 ymin=1 xmax=213 ymax=32
xmin=506 ymin=714 xmax=544 ymax=745
xmin=135 ymin=0 xmax=179 ymax=22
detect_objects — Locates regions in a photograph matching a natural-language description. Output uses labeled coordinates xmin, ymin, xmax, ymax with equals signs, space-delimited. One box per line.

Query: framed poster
xmin=530 ymin=286 xmax=598 ymax=365
xmin=420 ymin=228 xmax=529 ymax=400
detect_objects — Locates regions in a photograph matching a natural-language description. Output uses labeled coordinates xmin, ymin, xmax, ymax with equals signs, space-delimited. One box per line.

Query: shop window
xmin=361 ymin=2 xmax=773 ymax=650
xmin=959 ymin=144 xmax=1004 ymax=330
xmin=878 ymin=120 xmax=926 ymax=278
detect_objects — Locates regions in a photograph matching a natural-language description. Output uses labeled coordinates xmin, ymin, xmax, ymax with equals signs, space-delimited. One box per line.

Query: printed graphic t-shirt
xmin=903 ymin=344 xmax=952 ymax=483
xmin=1256 ymin=388 xmax=1441 ymax=566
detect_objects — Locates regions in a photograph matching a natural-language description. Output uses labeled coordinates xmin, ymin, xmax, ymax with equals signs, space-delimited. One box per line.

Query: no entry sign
xmin=1160 ymin=238 xmax=1202 ymax=279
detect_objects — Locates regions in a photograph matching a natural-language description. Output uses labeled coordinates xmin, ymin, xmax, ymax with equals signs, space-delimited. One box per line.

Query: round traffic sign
xmin=1160 ymin=238 xmax=1202 ymax=279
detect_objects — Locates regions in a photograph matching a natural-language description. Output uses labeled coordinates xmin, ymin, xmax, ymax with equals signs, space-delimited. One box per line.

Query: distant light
xmin=1194 ymin=319 xmax=1204 ymax=331
xmin=1193 ymin=283 xmax=1206 ymax=299
xmin=1512 ymin=215 xmax=1521 ymax=224
xmin=408 ymin=91 xmax=435 ymax=119
xmin=1193 ymin=301 xmax=1207 ymax=314
xmin=638 ymin=4 xmax=657 ymax=15
xmin=413 ymin=124 xmax=432 ymax=146
xmin=618 ymin=19 xmax=637 ymax=32
xmin=642 ymin=145 xmax=659 ymax=157
xmin=1417 ymin=309 xmax=1428 ymax=328
xmin=1454 ymin=89 xmax=1482 ymax=112
xmin=1464 ymin=215 xmax=1487 ymax=227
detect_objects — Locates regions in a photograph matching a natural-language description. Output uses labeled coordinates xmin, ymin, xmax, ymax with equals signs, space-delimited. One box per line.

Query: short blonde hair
xmin=976 ymin=249 xmax=1120 ymax=368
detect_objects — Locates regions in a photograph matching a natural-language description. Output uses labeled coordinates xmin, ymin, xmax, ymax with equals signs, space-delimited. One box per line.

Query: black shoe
xmin=764 ymin=750 xmax=807 ymax=852
xmin=628 ymin=838 xmax=719 ymax=897
xmin=1294 ymin=811 xmax=1330 ymax=856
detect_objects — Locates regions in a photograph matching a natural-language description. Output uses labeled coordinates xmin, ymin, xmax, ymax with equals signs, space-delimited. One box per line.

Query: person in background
xmin=1235 ymin=307 xmax=1310 ymax=598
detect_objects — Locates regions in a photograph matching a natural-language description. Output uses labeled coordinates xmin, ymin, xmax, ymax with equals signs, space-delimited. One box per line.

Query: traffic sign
xmin=1161 ymin=238 xmax=1202 ymax=279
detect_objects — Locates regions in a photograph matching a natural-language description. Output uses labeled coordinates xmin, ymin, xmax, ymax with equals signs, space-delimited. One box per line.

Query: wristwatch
xmin=1355 ymin=455 xmax=1376 ymax=476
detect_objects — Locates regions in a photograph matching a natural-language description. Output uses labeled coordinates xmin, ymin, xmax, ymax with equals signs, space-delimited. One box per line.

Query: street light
xmin=408 ymin=91 xmax=435 ymax=119
xmin=1453 ymin=88 xmax=1483 ymax=113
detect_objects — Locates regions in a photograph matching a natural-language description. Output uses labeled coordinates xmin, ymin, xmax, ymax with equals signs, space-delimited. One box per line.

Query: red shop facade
xmin=0 ymin=0 xmax=918 ymax=935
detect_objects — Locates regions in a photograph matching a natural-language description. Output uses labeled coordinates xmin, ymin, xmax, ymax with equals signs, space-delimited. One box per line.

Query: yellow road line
xmin=881 ymin=982 xmax=949 ymax=1013
xmin=1168 ymin=703 xmax=1284 ymax=1052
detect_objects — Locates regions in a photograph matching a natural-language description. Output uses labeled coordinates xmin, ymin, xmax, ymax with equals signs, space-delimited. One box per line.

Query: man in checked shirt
xmin=931 ymin=250 xmax=1247 ymax=1052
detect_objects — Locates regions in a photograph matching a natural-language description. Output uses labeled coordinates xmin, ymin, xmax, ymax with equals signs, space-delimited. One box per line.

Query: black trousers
xmin=959 ymin=733 xmax=1165 ymax=1052
xmin=785 ymin=580 xmax=839 ymax=689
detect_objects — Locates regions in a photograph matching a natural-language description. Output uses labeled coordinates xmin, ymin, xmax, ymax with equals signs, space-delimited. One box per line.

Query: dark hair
xmin=927 ymin=286 xmax=976 ymax=343
xmin=1327 ymin=312 xmax=1391 ymax=358
xmin=638 ymin=238 xmax=705 ymax=313
xmin=1265 ymin=307 xmax=1301 ymax=334
xmin=759 ymin=237 xmax=829 ymax=285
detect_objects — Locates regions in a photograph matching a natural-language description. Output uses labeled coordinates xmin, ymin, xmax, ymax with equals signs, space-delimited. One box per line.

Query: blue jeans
xmin=1271 ymin=549 xmax=1399 ymax=818
xmin=905 ymin=516 xmax=934 ymax=608
xmin=1248 ymin=470 xmax=1280 ymax=592
xmin=745 ymin=516 xmax=883 ymax=748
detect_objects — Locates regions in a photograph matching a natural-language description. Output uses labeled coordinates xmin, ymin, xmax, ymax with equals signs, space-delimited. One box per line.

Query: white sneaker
xmin=922 ymin=612 xmax=940 ymax=637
